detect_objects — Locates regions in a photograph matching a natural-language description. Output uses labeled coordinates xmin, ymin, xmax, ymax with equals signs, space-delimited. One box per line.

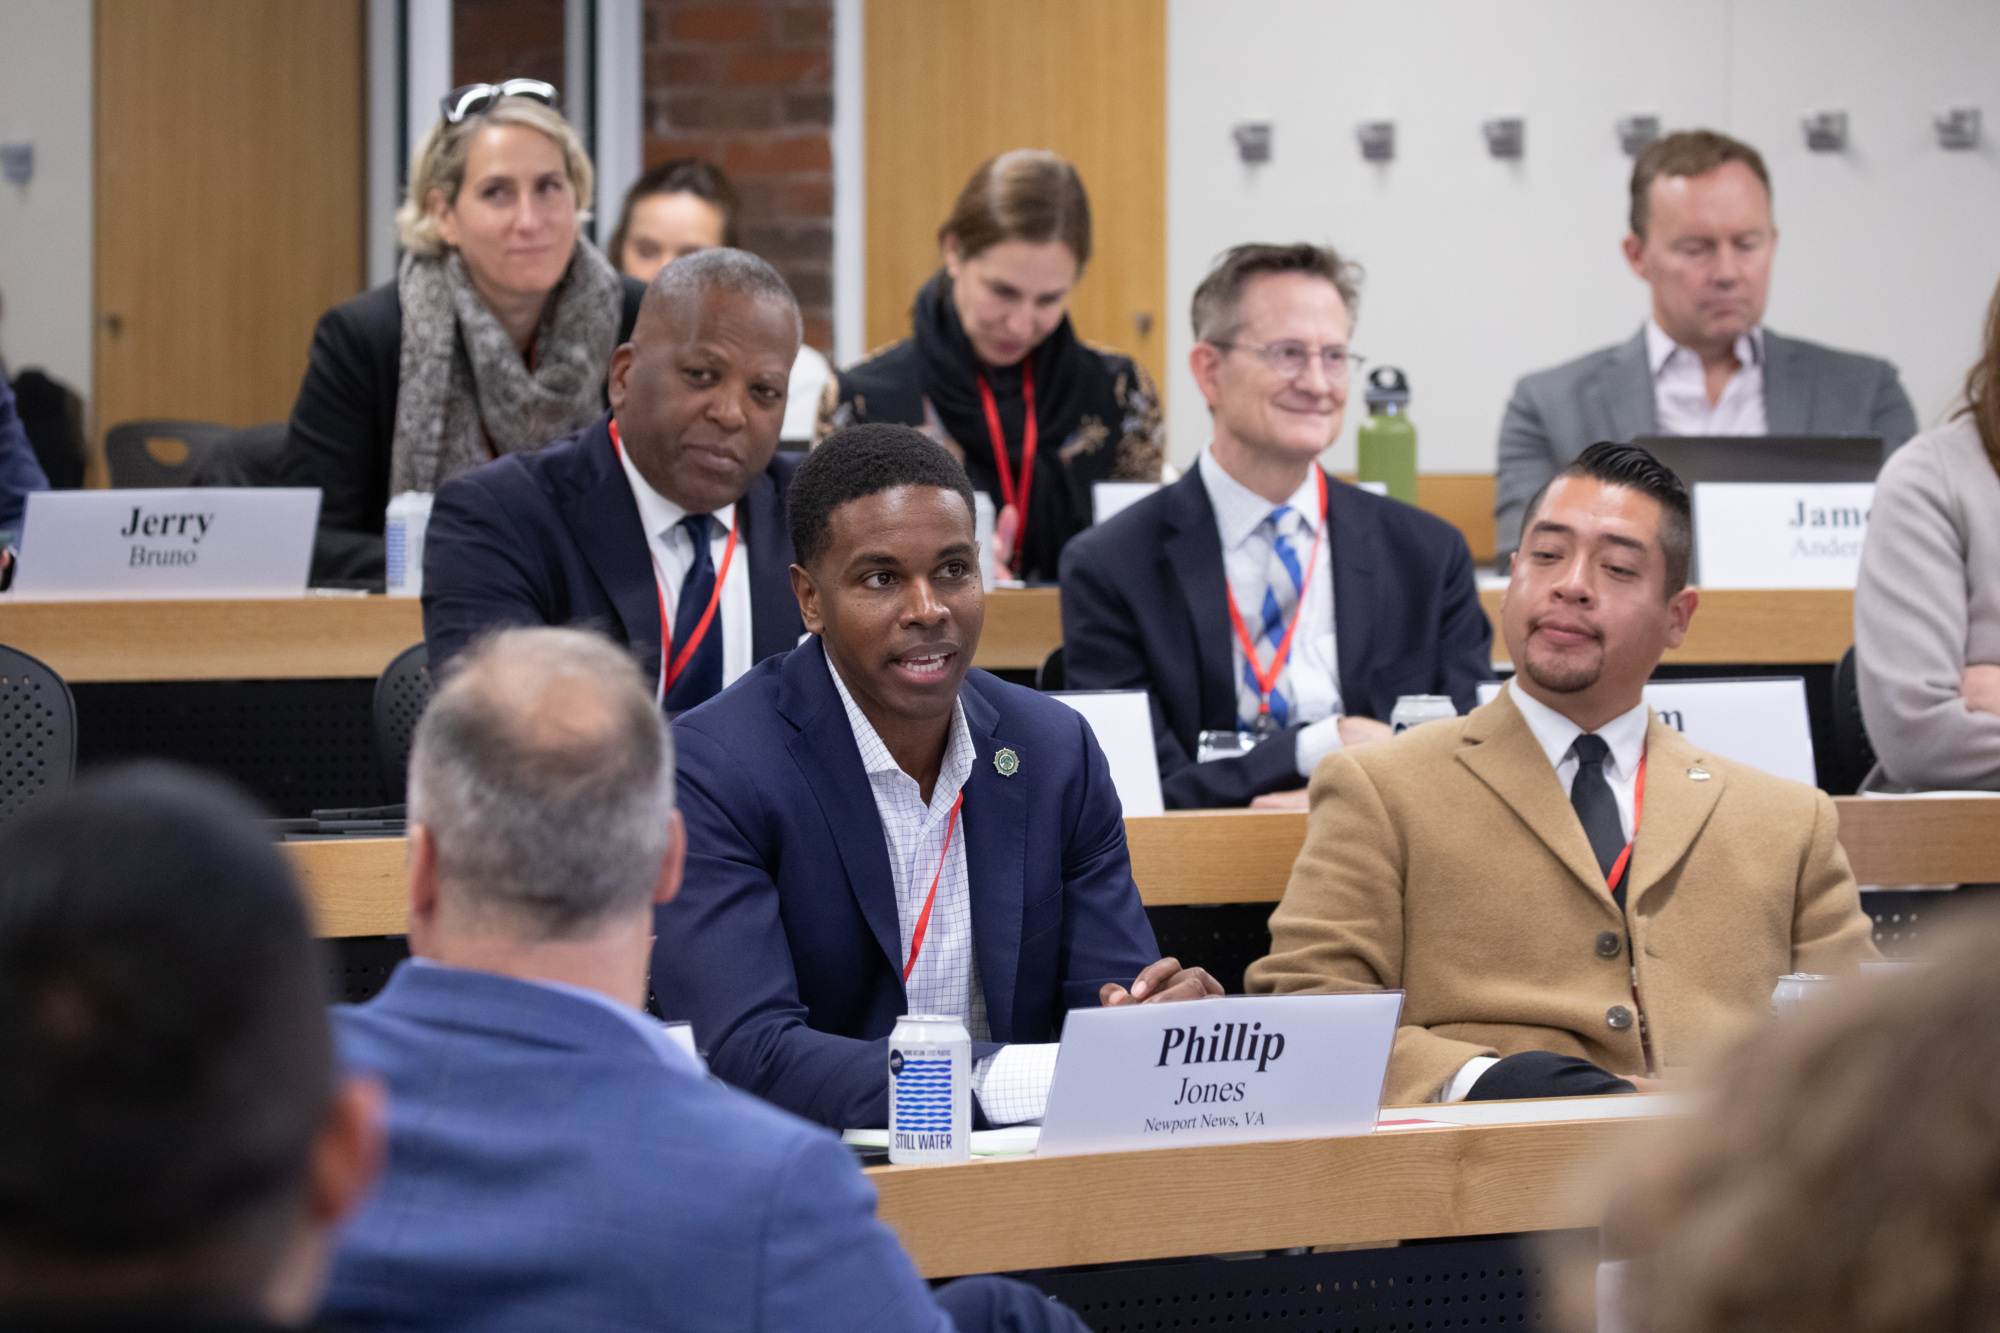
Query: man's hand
xmin=1963 ymin=664 xmax=2000 ymax=718
xmin=1249 ymin=788 xmax=1310 ymax=811
xmin=1337 ymin=716 xmax=1394 ymax=749
xmin=1101 ymin=957 xmax=1223 ymax=1007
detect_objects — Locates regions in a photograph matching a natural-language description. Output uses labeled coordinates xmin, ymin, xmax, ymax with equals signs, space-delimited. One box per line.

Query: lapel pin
xmin=1687 ymin=766 xmax=1711 ymax=781
xmin=993 ymin=747 xmax=1021 ymax=777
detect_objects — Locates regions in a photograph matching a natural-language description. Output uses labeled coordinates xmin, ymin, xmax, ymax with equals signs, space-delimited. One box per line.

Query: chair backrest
xmin=373 ymin=643 xmax=434 ymax=803
xmin=1830 ymin=645 xmax=1878 ymax=793
xmin=103 ymin=419 xmax=236 ymax=488
xmin=0 ymin=644 xmax=78 ymax=827
xmin=192 ymin=421 xmax=289 ymax=487
xmin=1037 ymin=645 xmax=1066 ymax=692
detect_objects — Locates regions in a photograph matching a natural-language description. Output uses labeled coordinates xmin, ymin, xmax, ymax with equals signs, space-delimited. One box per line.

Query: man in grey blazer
xmin=1495 ymin=130 xmax=1916 ymax=563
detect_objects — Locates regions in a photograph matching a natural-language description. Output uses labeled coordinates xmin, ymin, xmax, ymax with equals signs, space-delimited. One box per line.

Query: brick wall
xmin=643 ymin=1 xmax=834 ymax=352
xmin=452 ymin=0 xmax=566 ymax=91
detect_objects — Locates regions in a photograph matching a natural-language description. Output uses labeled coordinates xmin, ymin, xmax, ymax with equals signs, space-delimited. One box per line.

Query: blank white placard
xmin=1051 ymin=689 xmax=1165 ymax=817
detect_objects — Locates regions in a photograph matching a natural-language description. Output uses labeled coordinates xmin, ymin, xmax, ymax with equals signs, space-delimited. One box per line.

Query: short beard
xmin=1522 ymin=649 xmax=1602 ymax=695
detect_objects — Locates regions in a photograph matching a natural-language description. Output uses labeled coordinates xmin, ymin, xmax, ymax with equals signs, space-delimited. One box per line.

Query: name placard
xmin=1477 ymin=678 xmax=1814 ymax=785
xmin=1037 ymin=992 xmax=1402 ymax=1157
xmin=1051 ymin=689 xmax=1166 ymax=816
xmin=10 ymin=488 xmax=321 ymax=600
xmin=1692 ymin=482 xmax=1874 ymax=589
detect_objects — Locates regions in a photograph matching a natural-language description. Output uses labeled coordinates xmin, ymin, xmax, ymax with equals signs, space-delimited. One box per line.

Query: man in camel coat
xmin=1247 ymin=442 xmax=1876 ymax=1106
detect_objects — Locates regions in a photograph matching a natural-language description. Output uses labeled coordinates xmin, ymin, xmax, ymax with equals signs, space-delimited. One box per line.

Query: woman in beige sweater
xmin=1854 ymin=276 xmax=2000 ymax=791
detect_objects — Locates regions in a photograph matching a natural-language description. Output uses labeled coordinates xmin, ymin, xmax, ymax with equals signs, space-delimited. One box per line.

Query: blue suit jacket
xmin=654 ymin=637 xmax=1160 ymax=1130
xmin=322 ymin=963 xmax=953 ymax=1333
xmin=1058 ymin=466 xmax=1493 ymax=809
xmin=421 ymin=412 xmax=804 ymax=685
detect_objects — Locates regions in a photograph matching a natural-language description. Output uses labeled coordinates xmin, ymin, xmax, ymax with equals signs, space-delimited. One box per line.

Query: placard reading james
xmin=1036 ymin=993 xmax=1402 ymax=1157
xmin=1692 ymin=482 xmax=1874 ymax=589
xmin=10 ymin=488 xmax=321 ymax=600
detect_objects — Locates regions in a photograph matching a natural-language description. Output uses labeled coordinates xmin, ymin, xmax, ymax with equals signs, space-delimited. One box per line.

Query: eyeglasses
xmin=441 ymin=79 xmax=561 ymax=124
xmin=1211 ymin=340 xmax=1367 ymax=383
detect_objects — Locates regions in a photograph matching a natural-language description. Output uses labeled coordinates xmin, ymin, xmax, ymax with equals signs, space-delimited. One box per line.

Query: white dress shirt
xmin=1197 ymin=447 xmax=1345 ymax=777
xmin=826 ymin=656 xmax=1056 ymax=1125
xmin=1438 ymin=681 xmax=1652 ymax=1102
xmin=615 ymin=442 xmax=754 ymax=695
xmin=1647 ymin=319 xmax=1768 ymax=437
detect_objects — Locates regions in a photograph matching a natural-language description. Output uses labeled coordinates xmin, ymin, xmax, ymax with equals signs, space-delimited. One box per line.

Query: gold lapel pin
xmin=1687 ymin=766 xmax=1711 ymax=781
xmin=994 ymin=747 xmax=1021 ymax=777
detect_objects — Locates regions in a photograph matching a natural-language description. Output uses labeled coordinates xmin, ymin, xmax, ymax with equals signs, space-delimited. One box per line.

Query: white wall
xmin=1167 ymin=0 xmax=2000 ymax=473
xmin=0 ymin=0 xmax=92 ymax=402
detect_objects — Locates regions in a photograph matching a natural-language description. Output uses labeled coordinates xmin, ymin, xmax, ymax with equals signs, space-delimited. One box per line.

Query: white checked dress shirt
xmin=826 ymin=657 xmax=1057 ymax=1125
xmin=1439 ymin=681 xmax=1652 ymax=1102
xmin=615 ymin=440 xmax=754 ymax=690
xmin=1198 ymin=447 xmax=1346 ymax=777
xmin=1647 ymin=319 xmax=1768 ymax=437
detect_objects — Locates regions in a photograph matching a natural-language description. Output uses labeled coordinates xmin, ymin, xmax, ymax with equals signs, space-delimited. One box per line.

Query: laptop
xmin=1632 ymin=435 xmax=1885 ymax=485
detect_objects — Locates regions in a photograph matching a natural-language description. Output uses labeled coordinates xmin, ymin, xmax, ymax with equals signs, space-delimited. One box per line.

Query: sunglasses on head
xmin=441 ymin=79 xmax=560 ymax=124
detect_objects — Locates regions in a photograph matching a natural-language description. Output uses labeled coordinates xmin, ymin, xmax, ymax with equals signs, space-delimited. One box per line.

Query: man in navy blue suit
xmin=421 ymin=248 xmax=805 ymax=712
xmin=657 ymin=424 xmax=1221 ymax=1132
xmin=325 ymin=625 xmax=1084 ymax=1333
xmin=1060 ymin=243 xmax=1493 ymax=810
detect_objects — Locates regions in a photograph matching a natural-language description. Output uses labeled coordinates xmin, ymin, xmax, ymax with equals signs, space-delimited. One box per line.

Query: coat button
xmin=1606 ymin=1005 xmax=1634 ymax=1031
xmin=1595 ymin=931 xmax=1623 ymax=959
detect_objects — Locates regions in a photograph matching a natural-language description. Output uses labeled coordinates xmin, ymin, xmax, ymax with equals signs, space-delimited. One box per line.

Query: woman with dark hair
xmin=605 ymin=157 xmax=829 ymax=444
xmin=821 ymin=150 xmax=1163 ymax=582
xmin=1853 ymin=275 xmax=2000 ymax=790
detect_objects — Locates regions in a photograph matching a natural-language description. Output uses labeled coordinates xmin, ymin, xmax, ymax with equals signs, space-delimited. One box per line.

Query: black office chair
xmin=1830 ymin=645 xmax=1878 ymax=794
xmin=0 ymin=644 xmax=78 ymax=828
xmin=373 ymin=643 xmax=434 ymax=804
xmin=104 ymin=419 xmax=237 ymax=488
xmin=192 ymin=421 xmax=289 ymax=487
xmin=1036 ymin=646 xmax=1066 ymax=692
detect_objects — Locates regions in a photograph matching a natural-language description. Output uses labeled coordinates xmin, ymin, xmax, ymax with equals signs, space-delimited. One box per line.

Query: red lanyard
xmin=902 ymin=791 xmax=965 ymax=984
xmin=976 ymin=363 xmax=1037 ymax=574
xmin=609 ymin=420 xmax=740 ymax=704
xmin=1223 ymin=469 xmax=1329 ymax=720
xmin=1604 ymin=747 xmax=1647 ymax=895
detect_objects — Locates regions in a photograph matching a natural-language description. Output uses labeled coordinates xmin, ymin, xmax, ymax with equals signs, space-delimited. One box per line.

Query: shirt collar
xmin=825 ymin=649 xmax=975 ymax=808
xmin=1506 ymin=679 xmax=1651 ymax=781
xmin=614 ymin=434 xmax=737 ymax=541
xmin=409 ymin=958 xmax=703 ymax=1076
xmin=1644 ymin=319 xmax=1764 ymax=379
xmin=1198 ymin=445 xmax=1323 ymax=553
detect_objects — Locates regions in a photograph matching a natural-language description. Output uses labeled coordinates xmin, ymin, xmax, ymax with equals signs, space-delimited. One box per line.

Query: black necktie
xmin=662 ymin=513 xmax=723 ymax=714
xmin=1570 ymin=734 xmax=1627 ymax=909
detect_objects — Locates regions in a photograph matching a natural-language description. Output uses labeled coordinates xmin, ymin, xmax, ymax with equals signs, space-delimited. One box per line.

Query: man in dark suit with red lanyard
xmin=422 ymin=248 xmax=805 ymax=710
xmin=1060 ymin=243 xmax=1493 ymax=809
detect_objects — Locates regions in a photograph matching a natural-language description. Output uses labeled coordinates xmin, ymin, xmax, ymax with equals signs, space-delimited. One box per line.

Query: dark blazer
xmin=421 ymin=412 xmax=803 ymax=686
xmin=1494 ymin=326 xmax=1919 ymax=561
xmin=654 ymin=636 xmax=1160 ymax=1130
xmin=1059 ymin=466 xmax=1493 ymax=810
xmin=280 ymin=275 xmax=646 ymax=583
xmin=322 ymin=963 xmax=964 ymax=1333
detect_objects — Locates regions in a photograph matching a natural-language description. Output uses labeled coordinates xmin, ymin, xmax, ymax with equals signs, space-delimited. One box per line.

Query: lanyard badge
xmin=976 ymin=363 xmax=1037 ymax=578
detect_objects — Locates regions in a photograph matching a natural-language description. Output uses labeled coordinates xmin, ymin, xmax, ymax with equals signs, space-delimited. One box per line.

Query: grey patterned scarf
xmin=389 ymin=239 xmax=623 ymax=495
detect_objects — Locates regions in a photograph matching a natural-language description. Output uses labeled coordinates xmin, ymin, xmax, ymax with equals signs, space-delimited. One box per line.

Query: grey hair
xmin=408 ymin=627 xmax=674 ymax=939
xmin=647 ymin=246 xmax=803 ymax=342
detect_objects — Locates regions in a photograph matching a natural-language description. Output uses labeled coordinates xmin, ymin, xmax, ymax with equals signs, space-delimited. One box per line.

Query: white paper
xmin=1036 ymin=992 xmax=1402 ymax=1157
xmin=1050 ymin=690 xmax=1166 ymax=817
xmin=1693 ymin=481 xmax=1874 ymax=589
xmin=974 ymin=490 xmax=996 ymax=592
xmin=1477 ymin=677 xmax=1815 ymax=786
xmin=1092 ymin=481 xmax=1160 ymax=525
xmin=11 ymin=488 xmax=321 ymax=600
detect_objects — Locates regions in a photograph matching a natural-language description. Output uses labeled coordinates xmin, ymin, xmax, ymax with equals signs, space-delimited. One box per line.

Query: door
xmin=94 ymin=0 xmax=364 ymax=475
xmin=863 ymin=0 xmax=1167 ymax=389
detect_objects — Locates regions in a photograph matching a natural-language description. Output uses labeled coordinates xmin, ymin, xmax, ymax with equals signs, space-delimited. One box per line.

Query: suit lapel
xmin=1595 ymin=328 xmax=1659 ymax=444
xmin=957 ymin=678 xmax=1024 ymax=1039
xmin=740 ymin=461 xmax=800 ymax=662
xmin=1624 ymin=718 xmax=1726 ymax=910
xmin=1161 ymin=470 xmax=1240 ymax=727
xmin=1761 ymin=331 xmax=1811 ymax=435
xmin=1455 ymin=694 xmax=1621 ymax=910
xmin=777 ymin=640 xmax=905 ymax=980
xmin=557 ymin=418 xmax=664 ymax=685
xmin=1325 ymin=473 xmax=1379 ymax=718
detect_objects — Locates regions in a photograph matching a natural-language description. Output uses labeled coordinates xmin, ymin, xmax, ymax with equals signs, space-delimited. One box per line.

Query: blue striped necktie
xmin=1238 ymin=505 xmax=1306 ymax=729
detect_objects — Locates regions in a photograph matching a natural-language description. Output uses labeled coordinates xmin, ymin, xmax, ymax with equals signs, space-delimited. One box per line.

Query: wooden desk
xmin=868 ymin=1113 xmax=1649 ymax=1277
xmin=290 ymin=796 xmax=2000 ymax=936
xmin=0 ymin=588 xmax=1064 ymax=681
xmin=1479 ymin=587 xmax=1855 ymax=666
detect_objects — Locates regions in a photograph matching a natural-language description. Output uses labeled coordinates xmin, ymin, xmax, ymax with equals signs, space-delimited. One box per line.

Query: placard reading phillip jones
xmin=1036 ymin=993 xmax=1402 ymax=1157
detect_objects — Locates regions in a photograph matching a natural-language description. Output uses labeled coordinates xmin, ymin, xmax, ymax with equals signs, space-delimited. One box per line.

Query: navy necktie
xmin=662 ymin=513 xmax=723 ymax=714
xmin=1569 ymin=733 xmax=1627 ymax=908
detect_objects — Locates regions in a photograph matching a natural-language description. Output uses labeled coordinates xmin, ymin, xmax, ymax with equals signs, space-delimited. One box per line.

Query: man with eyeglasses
xmin=1061 ymin=243 xmax=1491 ymax=809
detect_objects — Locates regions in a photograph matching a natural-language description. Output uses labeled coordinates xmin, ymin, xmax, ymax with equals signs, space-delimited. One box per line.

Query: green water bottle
xmin=1357 ymin=366 xmax=1418 ymax=505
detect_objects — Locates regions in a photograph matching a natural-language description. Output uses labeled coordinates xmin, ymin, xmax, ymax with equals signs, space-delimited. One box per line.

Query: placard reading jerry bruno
xmin=10 ymin=488 xmax=321 ymax=600
xmin=1036 ymin=992 xmax=1402 ymax=1157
